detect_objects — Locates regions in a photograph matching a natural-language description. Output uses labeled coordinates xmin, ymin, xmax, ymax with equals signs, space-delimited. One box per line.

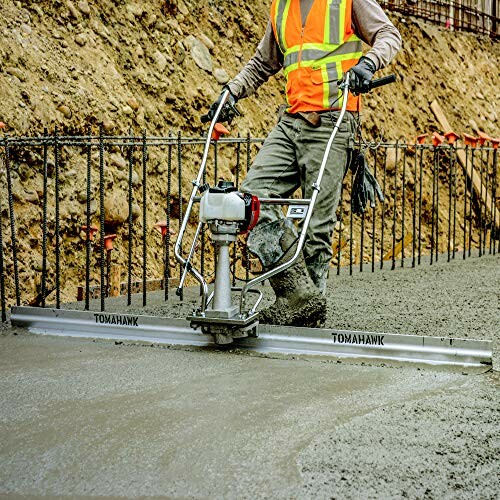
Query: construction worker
xmin=206 ymin=0 xmax=402 ymax=328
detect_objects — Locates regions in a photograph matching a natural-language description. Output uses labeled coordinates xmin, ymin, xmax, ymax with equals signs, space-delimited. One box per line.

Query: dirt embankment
xmin=0 ymin=1 xmax=499 ymax=304
xmin=1 ymin=1 xmax=498 ymax=138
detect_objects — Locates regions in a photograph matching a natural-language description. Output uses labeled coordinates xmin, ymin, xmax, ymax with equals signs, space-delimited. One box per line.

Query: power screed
xmin=175 ymin=72 xmax=394 ymax=344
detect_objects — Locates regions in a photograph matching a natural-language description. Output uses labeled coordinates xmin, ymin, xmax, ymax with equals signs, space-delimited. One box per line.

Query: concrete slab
xmin=0 ymin=334 xmax=497 ymax=498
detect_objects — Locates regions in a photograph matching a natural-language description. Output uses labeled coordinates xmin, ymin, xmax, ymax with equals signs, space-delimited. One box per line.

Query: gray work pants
xmin=241 ymin=110 xmax=356 ymax=269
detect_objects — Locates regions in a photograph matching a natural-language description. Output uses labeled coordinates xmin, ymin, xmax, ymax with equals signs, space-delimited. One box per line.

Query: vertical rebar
xmin=233 ymin=137 xmax=241 ymax=287
xmin=54 ymin=129 xmax=61 ymax=308
xmin=245 ymin=133 xmax=251 ymax=282
xmin=412 ymin=142 xmax=417 ymax=268
xmin=0 ymin=146 xmax=6 ymax=321
xmin=401 ymin=145 xmax=407 ymax=267
xmin=142 ymin=130 xmax=147 ymax=307
xmin=360 ymin=210 xmax=365 ymax=273
xmin=42 ymin=129 xmax=49 ymax=308
xmin=478 ymin=146 xmax=484 ymax=257
xmin=380 ymin=148 xmax=388 ymax=269
xmin=452 ymin=144 xmax=458 ymax=260
xmin=447 ymin=146 xmax=453 ymax=262
xmin=371 ymin=148 xmax=377 ymax=272
xmin=0 ymin=217 xmax=5 ymax=321
xmin=418 ymin=144 xmax=424 ymax=265
xmin=349 ymin=169 xmax=354 ymax=275
xmin=430 ymin=147 xmax=437 ymax=265
xmin=84 ymin=126 xmax=92 ymax=310
xmin=127 ymin=131 xmax=134 ymax=306
xmin=177 ymin=131 xmax=183 ymax=301
xmin=391 ymin=143 xmax=398 ymax=271
xmin=337 ymin=180 xmax=344 ymax=275
xmin=166 ymin=132 xmax=172 ymax=300
xmin=492 ymin=147 xmax=498 ymax=255
xmin=435 ymin=148 xmax=440 ymax=263
xmin=463 ymin=146 xmax=468 ymax=260
xmin=483 ymin=147 xmax=490 ymax=256
xmin=99 ymin=125 xmax=105 ymax=311
xmin=235 ymin=135 xmax=241 ymax=188
xmin=468 ymin=149 xmax=474 ymax=258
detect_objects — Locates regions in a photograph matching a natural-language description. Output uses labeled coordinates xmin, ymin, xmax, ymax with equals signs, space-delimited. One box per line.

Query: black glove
xmin=350 ymin=151 xmax=384 ymax=215
xmin=350 ymin=56 xmax=376 ymax=95
xmin=203 ymin=86 xmax=241 ymax=125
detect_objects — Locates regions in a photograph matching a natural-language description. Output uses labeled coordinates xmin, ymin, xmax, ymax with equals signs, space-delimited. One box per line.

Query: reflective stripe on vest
xmin=271 ymin=0 xmax=363 ymax=112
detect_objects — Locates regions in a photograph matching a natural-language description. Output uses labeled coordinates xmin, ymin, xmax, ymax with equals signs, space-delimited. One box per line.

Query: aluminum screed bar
xmin=10 ymin=306 xmax=493 ymax=373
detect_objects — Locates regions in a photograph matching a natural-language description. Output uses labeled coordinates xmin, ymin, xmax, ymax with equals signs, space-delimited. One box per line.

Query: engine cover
xmin=199 ymin=180 xmax=260 ymax=233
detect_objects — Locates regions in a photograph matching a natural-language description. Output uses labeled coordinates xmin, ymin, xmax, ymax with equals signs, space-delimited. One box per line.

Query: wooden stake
xmin=430 ymin=100 xmax=500 ymax=229
xmin=109 ymin=266 xmax=121 ymax=297
xmin=383 ymin=233 xmax=413 ymax=261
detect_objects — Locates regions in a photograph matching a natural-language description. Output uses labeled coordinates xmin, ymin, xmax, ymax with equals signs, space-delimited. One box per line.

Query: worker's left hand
xmin=350 ymin=57 xmax=377 ymax=95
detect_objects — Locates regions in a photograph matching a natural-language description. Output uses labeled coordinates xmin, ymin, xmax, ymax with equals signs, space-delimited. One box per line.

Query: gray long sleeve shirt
xmin=227 ymin=0 xmax=402 ymax=100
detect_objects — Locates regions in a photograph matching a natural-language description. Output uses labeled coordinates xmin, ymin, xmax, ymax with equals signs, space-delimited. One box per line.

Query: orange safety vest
xmin=270 ymin=0 xmax=363 ymax=113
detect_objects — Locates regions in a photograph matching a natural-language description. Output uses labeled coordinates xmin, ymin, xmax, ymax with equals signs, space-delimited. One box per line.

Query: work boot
xmin=306 ymin=259 xmax=330 ymax=296
xmin=248 ymin=219 xmax=326 ymax=328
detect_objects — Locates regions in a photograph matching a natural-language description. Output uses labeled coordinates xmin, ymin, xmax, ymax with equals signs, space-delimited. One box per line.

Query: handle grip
xmin=369 ymin=74 xmax=396 ymax=90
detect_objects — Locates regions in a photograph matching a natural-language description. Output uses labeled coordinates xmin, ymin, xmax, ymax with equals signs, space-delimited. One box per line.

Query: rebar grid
xmin=0 ymin=133 xmax=498 ymax=319
xmin=379 ymin=0 xmax=499 ymax=38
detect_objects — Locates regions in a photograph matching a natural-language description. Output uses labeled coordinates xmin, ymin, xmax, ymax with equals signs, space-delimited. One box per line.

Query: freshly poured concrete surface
xmin=1 ymin=254 xmax=498 ymax=497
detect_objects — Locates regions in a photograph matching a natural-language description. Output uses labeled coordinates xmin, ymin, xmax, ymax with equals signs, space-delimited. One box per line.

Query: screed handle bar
xmin=369 ymin=74 xmax=396 ymax=90
xmin=174 ymin=90 xmax=232 ymax=310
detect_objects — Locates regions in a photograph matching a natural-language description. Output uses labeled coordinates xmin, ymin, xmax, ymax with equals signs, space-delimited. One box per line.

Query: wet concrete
xmin=0 ymin=254 xmax=498 ymax=497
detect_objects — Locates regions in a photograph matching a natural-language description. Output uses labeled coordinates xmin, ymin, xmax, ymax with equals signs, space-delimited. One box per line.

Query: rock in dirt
xmin=24 ymin=189 xmax=39 ymax=204
xmin=67 ymin=0 xmax=80 ymax=19
xmin=187 ymin=37 xmax=213 ymax=73
xmin=57 ymin=105 xmax=72 ymax=119
xmin=127 ymin=97 xmax=140 ymax=111
xmin=110 ymin=153 xmax=127 ymax=169
xmin=199 ymin=33 xmax=215 ymax=51
xmin=104 ymin=192 xmax=129 ymax=225
xmin=131 ymin=202 xmax=141 ymax=219
xmin=126 ymin=3 xmax=144 ymax=19
xmin=131 ymin=170 xmax=141 ymax=187
xmin=214 ymin=68 xmax=230 ymax=84
xmin=78 ymin=1 xmax=91 ymax=15
xmin=100 ymin=119 xmax=115 ymax=133
xmin=74 ymin=33 xmax=87 ymax=46
xmin=153 ymin=50 xmax=167 ymax=72
xmin=6 ymin=67 xmax=26 ymax=82
xmin=177 ymin=0 xmax=189 ymax=16
xmin=174 ymin=42 xmax=185 ymax=65
xmin=77 ymin=190 xmax=88 ymax=203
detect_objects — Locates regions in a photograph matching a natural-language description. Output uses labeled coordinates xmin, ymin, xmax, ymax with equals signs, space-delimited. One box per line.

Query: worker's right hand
xmin=204 ymin=86 xmax=241 ymax=124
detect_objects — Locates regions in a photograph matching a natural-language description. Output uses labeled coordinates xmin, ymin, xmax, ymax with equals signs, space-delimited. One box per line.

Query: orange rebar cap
xmin=432 ymin=132 xmax=445 ymax=147
xmin=415 ymin=133 xmax=428 ymax=144
xmin=444 ymin=131 xmax=459 ymax=145
xmin=103 ymin=234 xmax=117 ymax=250
xmin=155 ymin=221 xmax=176 ymax=238
xmin=80 ymin=225 xmax=99 ymax=241
xmin=477 ymin=131 xmax=492 ymax=146
xmin=462 ymin=133 xmax=478 ymax=147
